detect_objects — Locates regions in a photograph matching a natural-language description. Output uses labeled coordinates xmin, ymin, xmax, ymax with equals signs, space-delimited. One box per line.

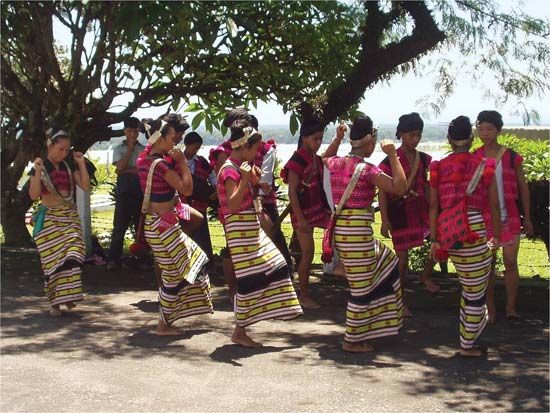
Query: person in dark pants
xmin=184 ymin=132 xmax=216 ymax=260
xmin=107 ymin=117 xmax=146 ymax=271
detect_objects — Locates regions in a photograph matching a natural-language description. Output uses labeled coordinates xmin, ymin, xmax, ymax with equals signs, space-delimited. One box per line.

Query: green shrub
xmin=408 ymin=240 xmax=431 ymax=273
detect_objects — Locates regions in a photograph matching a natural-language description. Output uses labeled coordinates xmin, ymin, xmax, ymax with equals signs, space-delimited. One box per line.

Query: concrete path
xmin=1 ymin=248 xmax=548 ymax=412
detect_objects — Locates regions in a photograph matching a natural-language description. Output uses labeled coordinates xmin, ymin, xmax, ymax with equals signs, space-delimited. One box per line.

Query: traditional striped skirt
xmin=144 ymin=211 xmax=213 ymax=326
xmin=334 ymin=209 xmax=403 ymax=342
xmin=448 ymin=210 xmax=492 ymax=349
xmin=224 ymin=209 xmax=302 ymax=327
xmin=34 ymin=204 xmax=85 ymax=306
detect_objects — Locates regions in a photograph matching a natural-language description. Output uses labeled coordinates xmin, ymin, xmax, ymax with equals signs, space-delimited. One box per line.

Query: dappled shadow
xmin=2 ymin=247 xmax=548 ymax=411
xmin=209 ymin=344 xmax=299 ymax=367
xmin=127 ymin=328 xmax=210 ymax=349
xmin=129 ymin=299 xmax=158 ymax=313
xmin=0 ymin=290 xmax=220 ymax=362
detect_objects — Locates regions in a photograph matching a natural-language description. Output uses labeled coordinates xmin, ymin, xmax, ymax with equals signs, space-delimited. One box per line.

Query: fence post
xmin=76 ymin=187 xmax=92 ymax=255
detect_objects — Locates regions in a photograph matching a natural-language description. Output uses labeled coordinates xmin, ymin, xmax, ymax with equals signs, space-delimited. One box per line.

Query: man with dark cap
xmin=107 ymin=117 xmax=146 ymax=271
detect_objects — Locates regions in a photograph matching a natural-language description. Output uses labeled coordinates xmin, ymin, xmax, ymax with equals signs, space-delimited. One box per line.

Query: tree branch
xmin=321 ymin=1 xmax=446 ymax=124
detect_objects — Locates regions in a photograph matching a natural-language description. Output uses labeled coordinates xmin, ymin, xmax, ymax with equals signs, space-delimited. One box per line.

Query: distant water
xmin=87 ymin=141 xmax=448 ymax=166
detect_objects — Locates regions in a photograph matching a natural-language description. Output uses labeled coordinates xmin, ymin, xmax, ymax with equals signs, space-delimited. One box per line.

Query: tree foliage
xmin=1 ymin=0 xmax=548 ymax=246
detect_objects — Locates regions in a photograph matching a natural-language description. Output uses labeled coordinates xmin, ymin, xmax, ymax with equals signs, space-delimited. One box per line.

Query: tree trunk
xmin=1 ymin=129 xmax=36 ymax=247
xmin=1 ymin=186 xmax=33 ymax=247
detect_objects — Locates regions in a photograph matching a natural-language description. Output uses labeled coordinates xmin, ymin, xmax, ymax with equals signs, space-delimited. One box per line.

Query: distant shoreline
xmin=91 ymin=124 xmax=549 ymax=150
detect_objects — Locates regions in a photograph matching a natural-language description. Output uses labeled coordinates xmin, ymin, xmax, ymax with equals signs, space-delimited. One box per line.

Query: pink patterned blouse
xmin=326 ymin=155 xmax=382 ymax=208
xmin=216 ymin=158 xmax=255 ymax=224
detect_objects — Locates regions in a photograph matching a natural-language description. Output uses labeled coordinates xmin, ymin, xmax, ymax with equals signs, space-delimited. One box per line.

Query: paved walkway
xmin=1 ymin=248 xmax=548 ymax=412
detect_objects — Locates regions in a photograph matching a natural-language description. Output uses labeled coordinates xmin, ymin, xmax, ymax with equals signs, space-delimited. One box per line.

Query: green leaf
xmin=191 ymin=111 xmax=205 ymax=130
xmin=289 ymin=114 xmax=299 ymax=136
xmin=185 ymin=103 xmax=202 ymax=112
xmin=171 ymin=98 xmax=181 ymax=111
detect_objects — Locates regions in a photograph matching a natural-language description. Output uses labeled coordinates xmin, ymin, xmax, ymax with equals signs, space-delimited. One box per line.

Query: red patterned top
xmin=137 ymin=154 xmax=175 ymax=202
xmin=216 ymin=158 xmax=255 ymax=224
xmin=430 ymin=152 xmax=495 ymax=211
xmin=188 ymin=155 xmax=213 ymax=213
xmin=29 ymin=159 xmax=75 ymax=195
xmin=379 ymin=147 xmax=431 ymax=201
xmin=379 ymin=148 xmax=432 ymax=251
xmin=473 ymin=146 xmax=523 ymax=234
xmin=326 ymin=155 xmax=381 ymax=208
xmin=281 ymin=147 xmax=331 ymax=228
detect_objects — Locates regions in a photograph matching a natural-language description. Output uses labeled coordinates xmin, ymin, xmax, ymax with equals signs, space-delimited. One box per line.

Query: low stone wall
xmin=501 ymin=127 xmax=550 ymax=141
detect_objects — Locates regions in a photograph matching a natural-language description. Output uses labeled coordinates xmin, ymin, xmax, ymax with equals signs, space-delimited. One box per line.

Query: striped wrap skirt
xmin=144 ymin=211 xmax=213 ymax=326
xmin=34 ymin=204 xmax=85 ymax=306
xmin=447 ymin=210 xmax=492 ymax=349
xmin=224 ymin=209 xmax=303 ymax=327
xmin=334 ymin=209 xmax=403 ymax=342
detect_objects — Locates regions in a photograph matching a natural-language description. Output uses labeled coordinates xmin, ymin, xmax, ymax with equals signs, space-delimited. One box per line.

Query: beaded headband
xmin=230 ymin=126 xmax=261 ymax=149
xmin=350 ymin=129 xmax=377 ymax=148
xmin=144 ymin=120 xmax=167 ymax=145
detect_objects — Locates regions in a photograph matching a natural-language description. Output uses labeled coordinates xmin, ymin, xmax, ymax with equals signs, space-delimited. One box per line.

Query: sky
xmin=53 ymin=0 xmax=550 ymax=127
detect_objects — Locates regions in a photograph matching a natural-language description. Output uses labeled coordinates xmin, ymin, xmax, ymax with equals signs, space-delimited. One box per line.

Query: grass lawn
xmin=5 ymin=207 xmax=547 ymax=279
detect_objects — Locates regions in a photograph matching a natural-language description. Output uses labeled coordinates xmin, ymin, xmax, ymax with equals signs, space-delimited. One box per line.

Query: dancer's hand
xmin=250 ymin=165 xmax=261 ymax=185
xmin=430 ymin=242 xmax=441 ymax=262
xmin=33 ymin=157 xmax=43 ymax=170
xmin=335 ymin=123 xmax=347 ymax=141
xmin=380 ymin=140 xmax=397 ymax=156
xmin=240 ymin=162 xmax=252 ymax=182
xmin=380 ymin=220 xmax=391 ymax=238
xmin=168 ymin=148 xmax=185 ymax=163
xmin=73 ymin=152 xmax=86 ymax=165
xmin=487 ymin=237 xmax=500 ymax=251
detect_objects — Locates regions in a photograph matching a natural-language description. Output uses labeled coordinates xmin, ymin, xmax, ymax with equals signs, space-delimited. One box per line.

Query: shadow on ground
xmin=1 ymin=247 xmax=549 ymax=411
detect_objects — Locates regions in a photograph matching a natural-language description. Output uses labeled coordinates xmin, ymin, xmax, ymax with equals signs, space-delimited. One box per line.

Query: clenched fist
xmin=168 ymin=148 xmax=185 ymax=163
xmin=240 ymin=162 xmax=252 ymax=182
xmin=33 ymin=157 xmax=43 ymax=169
xmin=380 ymin=139 xmax=397 ymax=156
xmin=73 ymin=152 xmax=86 ymax=165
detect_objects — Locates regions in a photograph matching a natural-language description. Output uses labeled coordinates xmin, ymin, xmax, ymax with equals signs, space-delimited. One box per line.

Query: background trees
xmin=2 ymin=0 xmax=548 ymax=245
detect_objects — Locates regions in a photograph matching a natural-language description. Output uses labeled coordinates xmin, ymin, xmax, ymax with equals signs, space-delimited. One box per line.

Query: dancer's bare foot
xmin=506 ymin=309 xmax=521 ymax=320
xmin=231 ymin=327 xmax=263 ymax=348
xmin=65 ymin=302 xmax=76 ymax=310
xmin=421 ymin=277 xmax=440 ymax=294
xmin=459 ymin=347 xmax=483 ymax=357
xmin=299 ymin=294 xmax=320 ymax=310
xmin=49 ymin=306 xmax=62 ymax=317
xmin=156 ymin=321 xmax=185 ymax=336
xmin=343 ymin=341 xmax=374 ymax=353
xmin=403 ymin=305 xmax=413 ymax=317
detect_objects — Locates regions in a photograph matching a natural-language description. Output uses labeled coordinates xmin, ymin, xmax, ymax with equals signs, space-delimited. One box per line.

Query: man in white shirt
xmin=107 ymin=117 xmax=146 ymax=270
